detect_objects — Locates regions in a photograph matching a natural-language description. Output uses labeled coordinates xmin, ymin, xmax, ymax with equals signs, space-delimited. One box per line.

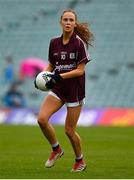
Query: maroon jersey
xmin=48 ymin=33 xmax=90 ymax=103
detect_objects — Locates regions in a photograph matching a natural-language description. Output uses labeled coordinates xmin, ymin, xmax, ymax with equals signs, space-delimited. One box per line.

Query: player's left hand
xmin=46 ymin=73 xmax=62 ymax=89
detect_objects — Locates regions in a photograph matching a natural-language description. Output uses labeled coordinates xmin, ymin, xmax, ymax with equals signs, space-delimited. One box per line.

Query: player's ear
xmin=74 ymin=21 xmax=77 ymax=28
xmin=60 ymin=20 xmax=63 ymax=29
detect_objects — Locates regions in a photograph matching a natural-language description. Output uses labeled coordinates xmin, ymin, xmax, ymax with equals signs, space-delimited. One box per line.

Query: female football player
xmin=35 ymin=9 xmax=93 ymax=172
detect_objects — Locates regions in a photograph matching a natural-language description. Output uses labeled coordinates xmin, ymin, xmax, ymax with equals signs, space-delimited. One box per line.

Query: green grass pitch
xmin=0 ymin=125 xmax=134 ymax=179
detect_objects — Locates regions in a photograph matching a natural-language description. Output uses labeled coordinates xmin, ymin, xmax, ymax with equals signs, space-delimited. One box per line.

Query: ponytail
xmin=74 ymin=22 xmax=94 ymax=48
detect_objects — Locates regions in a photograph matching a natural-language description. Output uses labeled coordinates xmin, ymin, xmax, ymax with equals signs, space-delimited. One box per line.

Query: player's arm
xmin=60 ymin=62 xmax=85 ymax=79
xmin=44 ymin=63 xmax=54 ymax=72
xmin=45 ymin=62 xmax=86 ymax=89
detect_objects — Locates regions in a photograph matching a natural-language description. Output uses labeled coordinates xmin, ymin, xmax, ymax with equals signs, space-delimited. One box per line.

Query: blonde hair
xmin=61 ymin=9 xmax=94 ymax=48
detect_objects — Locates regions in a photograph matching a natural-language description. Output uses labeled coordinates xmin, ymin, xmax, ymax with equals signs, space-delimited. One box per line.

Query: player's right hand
xmin=46 ymin=73 xmax=62 ymax=89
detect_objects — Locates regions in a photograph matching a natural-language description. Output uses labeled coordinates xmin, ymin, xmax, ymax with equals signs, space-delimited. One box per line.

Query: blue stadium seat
xmin=0 ymin=0 xmax=134 ymax=107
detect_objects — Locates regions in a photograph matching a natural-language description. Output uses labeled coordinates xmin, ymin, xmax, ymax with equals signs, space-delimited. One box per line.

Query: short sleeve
xmin=48 ymin=40 xmax=54 ymax=65
xmin=77 ymin=39 xmax=90 ymax=65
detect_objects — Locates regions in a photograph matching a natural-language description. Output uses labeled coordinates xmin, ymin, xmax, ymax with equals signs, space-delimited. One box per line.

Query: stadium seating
xmin=0 ymin=0 xmax=134 ymax=107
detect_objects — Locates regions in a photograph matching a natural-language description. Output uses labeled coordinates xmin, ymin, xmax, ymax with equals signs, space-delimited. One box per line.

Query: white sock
xmin=52 ymin=142 xmax=59 ymax=148
xmin=76 ymin=154 xmax=83 ymax=160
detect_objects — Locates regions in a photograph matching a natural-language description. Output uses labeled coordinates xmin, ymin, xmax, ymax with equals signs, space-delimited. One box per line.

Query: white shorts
xmin=48 ymin=91 xmax=85 ymax=107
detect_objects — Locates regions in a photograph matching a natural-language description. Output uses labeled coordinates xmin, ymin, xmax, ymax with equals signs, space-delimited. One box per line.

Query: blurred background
xmin=0 ymin=0 xmax=134 ymax=126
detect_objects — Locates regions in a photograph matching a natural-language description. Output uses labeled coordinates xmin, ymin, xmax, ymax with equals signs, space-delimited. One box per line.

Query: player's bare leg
xmin=65 ymin=105 xmax=86 ymax=172
xmin=38 ymin=95 xmax=64 ymax=167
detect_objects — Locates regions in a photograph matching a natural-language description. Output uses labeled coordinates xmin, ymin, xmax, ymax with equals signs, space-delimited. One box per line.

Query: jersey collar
xmin=60 ymin=32 xmax=76 ymax=45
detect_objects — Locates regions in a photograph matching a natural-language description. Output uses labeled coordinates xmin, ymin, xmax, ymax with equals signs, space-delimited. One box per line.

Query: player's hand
xmin=46 ymin=73 xmax=62 ymax=89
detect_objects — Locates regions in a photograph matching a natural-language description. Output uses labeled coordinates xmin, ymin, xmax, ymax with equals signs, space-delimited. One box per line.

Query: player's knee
xmin=37 ymin=115 xmax=48 ymax=127
xmin=65 ymin=127 xmax=75 ymax=138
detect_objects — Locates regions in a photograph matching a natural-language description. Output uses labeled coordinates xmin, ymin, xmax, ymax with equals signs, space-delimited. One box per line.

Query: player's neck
xmin=62 ymin=31 xmax=74 ymax=45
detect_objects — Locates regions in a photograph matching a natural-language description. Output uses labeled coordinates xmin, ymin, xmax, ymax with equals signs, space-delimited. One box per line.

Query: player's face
xmin=60 ymin=12 xmax=76 ymax=33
